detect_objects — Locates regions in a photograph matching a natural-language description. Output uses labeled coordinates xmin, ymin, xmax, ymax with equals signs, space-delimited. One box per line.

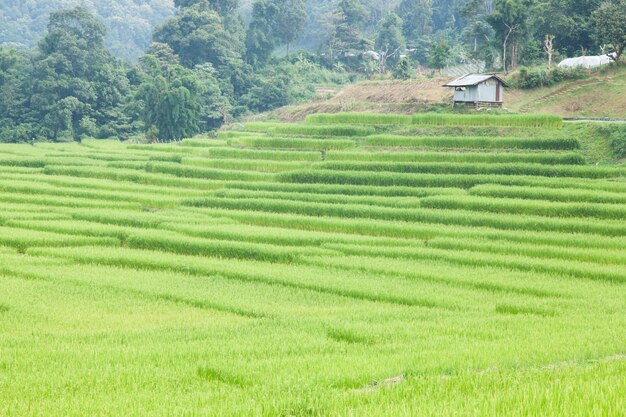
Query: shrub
xmin=510 ymin=66 xmax=589 ymax=89
xmin=610 ymin=125 xmax=626 ymax=159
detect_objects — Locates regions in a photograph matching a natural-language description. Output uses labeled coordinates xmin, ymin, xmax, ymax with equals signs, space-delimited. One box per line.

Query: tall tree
xmin=488 ymin=0 xmax=534 ymax=72
xmin=428 ymin=36 xmax=450 ymax=72
xmin=153 ymin=2 xmax=244 ymax=76
xmin=194 ymin=63 xmax=230 ymax=129
xmin=245 ymin=0 xmax=279 ymax=66
xmin=534 ymin=0 xmax=601 ymax=57
xmin=375 ymin=12 xmax=405 ymax=72
xmin=135 ymin=44 xmax=204 ymax=141
xmin=325 ymin=0 xmax=371 ymax=69
xmin=29 ymin=7 xmax=129 ymax=140
xmin=245 ymin=0 xmax=307 ymax=64
xmin=0 ymin=47 xmax=33 ymax=142
xmin=460 ymin=0 xmax=496 ymax=67
xmin=275 ymin=0 xmax=307 ymax=56
xmin=397 ymin=0 xmax=432 ymax=42
xmin=591 ymin=0 xmax=626 ymax=61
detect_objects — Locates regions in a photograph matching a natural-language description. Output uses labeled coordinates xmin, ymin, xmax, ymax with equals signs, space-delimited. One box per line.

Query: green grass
xmin=0 ymin=117 xmax=624 ymax=417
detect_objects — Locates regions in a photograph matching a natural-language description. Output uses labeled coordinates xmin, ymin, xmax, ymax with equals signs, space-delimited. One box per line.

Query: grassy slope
xmin=271 ymin=65 xmax=626 ymax=120
xmin=506 ymin=65 xmax=626 ymax=117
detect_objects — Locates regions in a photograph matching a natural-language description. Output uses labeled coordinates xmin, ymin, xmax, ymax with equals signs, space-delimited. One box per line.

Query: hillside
xmin=0 ymin=0 xmax=174 ymax=62
xmin=272 ymin=65 xmax=626 ymax=120
xmin=0 ymin=114 xmax=625 ymax=415
xmin=507 ymin=66 xmax=626 ymax=118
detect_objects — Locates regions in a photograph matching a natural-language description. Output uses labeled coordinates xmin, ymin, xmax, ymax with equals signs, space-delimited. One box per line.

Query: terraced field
xmin=0 ymin=113 xmax=625 ymax=416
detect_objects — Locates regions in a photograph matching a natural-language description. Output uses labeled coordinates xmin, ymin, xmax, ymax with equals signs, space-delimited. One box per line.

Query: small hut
xmin=443 ymin=74 xmax=508 ymax=108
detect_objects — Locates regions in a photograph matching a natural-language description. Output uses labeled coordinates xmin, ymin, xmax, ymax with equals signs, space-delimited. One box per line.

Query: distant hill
xmin=0 ymin=0 xmax=174 ymax=62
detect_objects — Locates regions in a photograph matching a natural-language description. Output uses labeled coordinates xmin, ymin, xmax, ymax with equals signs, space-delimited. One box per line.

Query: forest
xmin=0 ymin=0 xmax=625 ymax=142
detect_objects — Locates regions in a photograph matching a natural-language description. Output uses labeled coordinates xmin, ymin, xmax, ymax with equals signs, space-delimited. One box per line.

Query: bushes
xmin=610 ymin=125 xmax=626 ymax=159
xmin=511 ymin=66 xmax=588 ymax=89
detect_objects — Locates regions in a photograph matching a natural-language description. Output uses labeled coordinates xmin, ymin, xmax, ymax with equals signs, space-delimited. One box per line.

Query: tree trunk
xmin=502 ymin=25 xmax=516 ymax=73
xmin=502 ymin=41 xmax=507 ymax=73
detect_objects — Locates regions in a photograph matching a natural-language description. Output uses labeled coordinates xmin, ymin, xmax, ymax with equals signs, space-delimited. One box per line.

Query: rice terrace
xmin=0 ymin=112 xmax=624 ymax=416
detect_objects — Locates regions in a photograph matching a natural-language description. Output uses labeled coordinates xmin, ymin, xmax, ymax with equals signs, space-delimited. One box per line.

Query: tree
xmin=245 ymin=0 xmax=279 ymax=66
xmin=460 ymin=0 xmax=496 ymax=68
xmin=241 ymin=73 xmax=291 ymax=112
xmin=193 ymin=63 xmax=229 ymax=130
xmin=245 ymin=0 xmax=307 ymax=64
xmin=375 ymin=12 xmax=405 ymax=73
xmin=397 ymin=0 xmax=432 ymax=42
xmin=0 ymin=48 xmax=28 ymax=128
xmin=428 ymin=36 xmax=450 ymax=72
xmin=275 ymin=0 xmax=307 ymax=57
xmin=175 ymin=0 xmax=240 ymax=16
xmin=533 ymin=0 xmax=601 ymax=58
xmin=544 ymin=34 xmax=555 ymax=70
xmin=134 ymin=45 xmax=204 ymax=141
xmin=488 ymin=0 xmax=534 ymax=72
xmin=29 ymin=7 xmax=129 ymax=141
xmin=393 ymin=56 xmax=414 ymax=79
xmin=154 ymin=3 xmax=243 ymax=71
xmin=591 ymin=0 xmax=626 ymax=62
xmin=325 ymin=0 xmax=371 ymax=70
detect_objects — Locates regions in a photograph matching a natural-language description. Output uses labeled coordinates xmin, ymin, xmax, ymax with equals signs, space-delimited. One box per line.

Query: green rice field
xmin=0 ymin=114 xmax=625 ymax=416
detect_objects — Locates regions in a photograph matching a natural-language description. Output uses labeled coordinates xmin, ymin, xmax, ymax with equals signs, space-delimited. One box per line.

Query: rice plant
xmin=0 ymin=114 xmax=624 ymax=417
xmin=411 ymin=113 xmax=564 ymax=128
xmin=305 ymin=113 xmax=413 ymax=125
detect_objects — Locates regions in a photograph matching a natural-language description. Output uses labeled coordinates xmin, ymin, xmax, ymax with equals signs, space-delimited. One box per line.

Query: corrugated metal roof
xmin=443 ymin=73 xmax=508 ymax=87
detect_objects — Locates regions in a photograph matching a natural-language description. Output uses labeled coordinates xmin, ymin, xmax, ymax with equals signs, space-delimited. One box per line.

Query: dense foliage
xmin=0 ymin=0 xmax=625 ymax=142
